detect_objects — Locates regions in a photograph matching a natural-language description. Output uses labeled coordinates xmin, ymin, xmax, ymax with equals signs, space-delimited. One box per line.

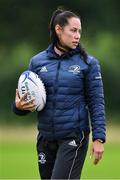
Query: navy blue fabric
xmin=12 ymin=44 xmax=106 ymax=142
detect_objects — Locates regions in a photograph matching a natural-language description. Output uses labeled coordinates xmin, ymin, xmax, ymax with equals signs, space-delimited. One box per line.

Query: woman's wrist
xmin=94 ymin=139 xmax=104 ymax=143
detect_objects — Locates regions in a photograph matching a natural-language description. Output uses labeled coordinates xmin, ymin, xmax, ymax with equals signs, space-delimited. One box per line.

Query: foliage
xmin=0 ymin=0 xmax=120 ymax=123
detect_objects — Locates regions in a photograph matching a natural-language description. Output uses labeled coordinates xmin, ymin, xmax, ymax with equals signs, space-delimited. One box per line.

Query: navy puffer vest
xmin=28 ymin=45 xmax=106 ymax=141
xmin=12 ymin=44 xmax=106 ymax=142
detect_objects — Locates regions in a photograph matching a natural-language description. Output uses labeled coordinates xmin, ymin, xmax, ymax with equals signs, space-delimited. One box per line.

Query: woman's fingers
xmin=15 ymin=89 xmax=36 ymax=111
xmin=15 ymin=89 xmax=20 ymax=100
xmin=21 ymin=92 xmax=28 ymax=101
xmin=91 ymin=140 xmax=104 ymax=165
xmin=21 ymin=98 xmax=36 ymax=111
xmin=94 ymin=151 xmax=104 ymax=165
xmin=93 ymin=151 xmax=102 ymax=165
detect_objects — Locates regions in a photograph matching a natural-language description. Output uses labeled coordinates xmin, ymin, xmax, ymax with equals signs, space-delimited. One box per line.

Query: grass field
xmin=0 ymin=125 xmax=120 ymax=179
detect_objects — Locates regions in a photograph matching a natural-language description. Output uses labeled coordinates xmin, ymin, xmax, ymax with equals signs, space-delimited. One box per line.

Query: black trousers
xmin=37 ymin=131 xmax=89 ymax=180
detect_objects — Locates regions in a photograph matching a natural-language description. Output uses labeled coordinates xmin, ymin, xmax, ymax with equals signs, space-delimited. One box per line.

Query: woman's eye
xmin=71 ymin=29 xmax=76 ymax=32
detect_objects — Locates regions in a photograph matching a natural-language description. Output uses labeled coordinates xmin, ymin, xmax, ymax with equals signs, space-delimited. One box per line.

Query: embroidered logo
xmin=38 ymin=153 xmax=46 ymax=164
xmin=68 ymin=140 xmax=77 ymax=147
xmin=68 ymin=65 xmax=80 ymax=74
xmin=40 ymin=66 xmax=48 ymax=72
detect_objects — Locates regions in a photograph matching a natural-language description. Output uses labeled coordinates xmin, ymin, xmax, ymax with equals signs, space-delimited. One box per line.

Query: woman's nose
xmin=75 ymin=32 xmax=80 ymax=40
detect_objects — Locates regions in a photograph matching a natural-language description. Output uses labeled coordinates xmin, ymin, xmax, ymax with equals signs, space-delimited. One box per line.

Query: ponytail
xmin=49 ymin=8 xmax=63 ymax=44
xmin=79 ymin=44 xmax=88 ymax=63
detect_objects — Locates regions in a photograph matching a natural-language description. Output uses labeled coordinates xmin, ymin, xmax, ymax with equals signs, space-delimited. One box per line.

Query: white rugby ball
xmin=18 ymin=70 xmax=46 ymax=111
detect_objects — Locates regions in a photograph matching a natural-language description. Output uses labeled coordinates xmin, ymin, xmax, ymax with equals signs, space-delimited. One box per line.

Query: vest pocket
xmin=78 ymin=104 xmax=88 ymax=122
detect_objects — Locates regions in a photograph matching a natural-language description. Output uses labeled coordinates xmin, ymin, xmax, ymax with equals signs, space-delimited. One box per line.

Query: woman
xmin=13 ymin=8 xmax=106 ymax=179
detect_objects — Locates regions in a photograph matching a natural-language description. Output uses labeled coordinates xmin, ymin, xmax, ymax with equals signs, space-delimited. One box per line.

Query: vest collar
xmin=46 ymin=43 xmax=80 ymax=59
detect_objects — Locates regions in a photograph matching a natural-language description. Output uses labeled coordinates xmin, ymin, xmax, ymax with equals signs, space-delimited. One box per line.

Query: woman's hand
xmin=90 ymin=140 xmax=104 ymax=165
xmin=15 ymin=89 xmax=36 ymax=112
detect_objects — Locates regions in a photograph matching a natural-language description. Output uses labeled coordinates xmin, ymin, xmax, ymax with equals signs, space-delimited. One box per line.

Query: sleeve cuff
xmin=12 ymin=102 xmax=30 ymax=116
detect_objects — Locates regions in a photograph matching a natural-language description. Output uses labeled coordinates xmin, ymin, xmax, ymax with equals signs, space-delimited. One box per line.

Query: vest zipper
xmin=52 ymin=61 xmax=61 ymax=138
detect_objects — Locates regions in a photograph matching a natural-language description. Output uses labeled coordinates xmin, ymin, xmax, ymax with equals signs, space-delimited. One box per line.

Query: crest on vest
xmin=68 ymin=65 xmax=81 ymax=74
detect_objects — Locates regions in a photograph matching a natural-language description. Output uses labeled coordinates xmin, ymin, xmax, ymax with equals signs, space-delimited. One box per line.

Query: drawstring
xmin=79 ymin=131 xmax=84 ymax=146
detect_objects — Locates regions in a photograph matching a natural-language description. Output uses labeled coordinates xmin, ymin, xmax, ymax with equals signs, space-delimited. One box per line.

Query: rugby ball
xmin=18 ymin=70 xmax=46 ymax=111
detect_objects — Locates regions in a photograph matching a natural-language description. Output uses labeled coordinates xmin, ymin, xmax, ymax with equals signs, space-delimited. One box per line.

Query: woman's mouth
xmin=72 ymin=42 xmax=79 ymax=46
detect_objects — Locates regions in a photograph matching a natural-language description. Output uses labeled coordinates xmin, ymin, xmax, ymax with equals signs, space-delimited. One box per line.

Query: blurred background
xmin=0 ymin=0 xmax=120 ymax=179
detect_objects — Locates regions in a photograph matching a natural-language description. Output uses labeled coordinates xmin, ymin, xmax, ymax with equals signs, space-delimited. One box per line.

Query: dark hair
xmin=49 ymin=7 xmax=88 ymax=61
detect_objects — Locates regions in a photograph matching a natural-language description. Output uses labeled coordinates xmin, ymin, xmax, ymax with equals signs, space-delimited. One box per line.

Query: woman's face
xmin=55 ymin=17 xmax=81 ymax=49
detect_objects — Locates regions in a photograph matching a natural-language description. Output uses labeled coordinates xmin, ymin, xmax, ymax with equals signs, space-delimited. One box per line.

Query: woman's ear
xmin=55 ymin=24 xmax=62 ymax=36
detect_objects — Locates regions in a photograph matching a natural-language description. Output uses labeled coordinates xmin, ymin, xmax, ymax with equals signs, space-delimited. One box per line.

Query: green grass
xmin=82 ymin=143 xmax=120 ymax=179
xmin=0 ymin=126 xmax=120 ymax=179
xmin=0 ymin=141 xmax=39 ymax=179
